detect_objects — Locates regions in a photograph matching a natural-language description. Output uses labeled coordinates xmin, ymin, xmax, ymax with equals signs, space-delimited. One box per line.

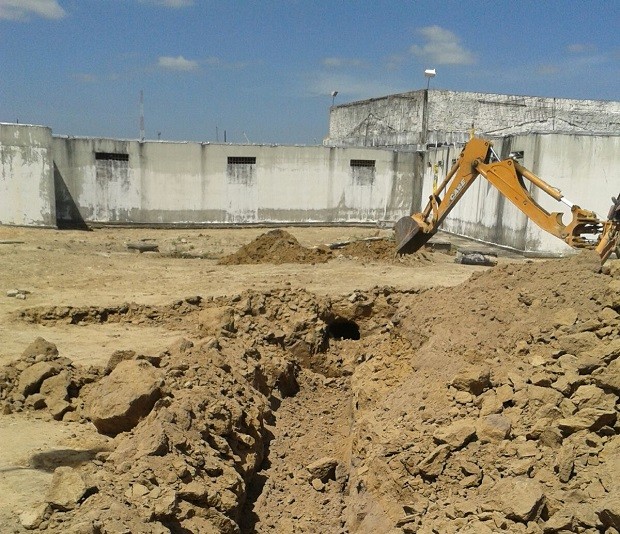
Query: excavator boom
xmin=395 ymin=138 xmax=620 ymax=262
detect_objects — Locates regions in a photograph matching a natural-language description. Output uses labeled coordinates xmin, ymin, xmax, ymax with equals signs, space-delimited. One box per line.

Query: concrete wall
xmin=326 ymin=90 xmax=620 ymax=148
xmin=2 ymin=122 xmax=617 ymax=258
xmin=0 ymin=123 xmax=55 ymax=226
xmin=52 ymin=137 xmax=419 ymax=226
xmin=423 ymin=134 xmax=620 ymax=255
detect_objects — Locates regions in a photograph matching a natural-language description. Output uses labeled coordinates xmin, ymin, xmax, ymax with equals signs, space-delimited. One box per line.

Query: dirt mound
xmin=344 ymin=251 xmax=620 ymax=532
xmin=218 ymin=229 xmax=331 ymax=265
xmin=334 ymin=237 xmax=439 ymax=265
xmin=2 ymin=252 xmax=619 ymax=533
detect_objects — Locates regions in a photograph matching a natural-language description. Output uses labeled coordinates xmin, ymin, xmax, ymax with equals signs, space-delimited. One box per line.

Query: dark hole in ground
xmin=327 ymin=319 xmax=360 ymax=340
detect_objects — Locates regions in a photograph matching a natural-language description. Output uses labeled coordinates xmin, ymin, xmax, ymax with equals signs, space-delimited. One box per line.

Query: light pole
xmin=331 ymin=90 xmax=339 ymax=106
xmin=424 ymin=68 xmax=436 ymax=90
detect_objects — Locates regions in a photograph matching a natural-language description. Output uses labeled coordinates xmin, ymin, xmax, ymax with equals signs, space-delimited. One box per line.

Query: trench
xmin=239 ymin=317 xmax=364 ymax=533
xmin=11 ymin=288 xmax=399 ymax=533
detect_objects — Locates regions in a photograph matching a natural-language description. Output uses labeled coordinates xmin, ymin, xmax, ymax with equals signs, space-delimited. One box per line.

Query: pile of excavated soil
xmin=344 ymin=251 xmax=620 ymax=533
xmin=217 ymin=229 xmax=331 ymax=265
xmin=1 ymin=253 xmax=619 ymax=533
xmin=218 ymin=230 xmax=440 ymax=266
xmin=334 ymin=237 xmax=439 ymax=265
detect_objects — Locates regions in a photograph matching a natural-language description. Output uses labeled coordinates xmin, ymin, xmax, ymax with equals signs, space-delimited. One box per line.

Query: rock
xmin=46 ymin=467 xmax=89 ymax=511
xmin=556 ymin=332 xmax=600 ymax=355
xmin=25 ymin=393 xmax=46 ymax=409
xmin=19 ymin=503 xmax=48 ymax=530
xmin=198 ymin=306 xmax=236 ymax=336
xmin=40 ymin=370 xmax=71 ymax=402
xmin=556 ymin=407 xmax=617 ymax=435
xmin=538 ymin=427 xmax=563 ymax=448
xmin=17 ymin=361 xmax=62 ymax=396
xmin=84 ymin=359 xmax=163 ymax=436
xmin=311 ymin=478 xmax=325 ymax=491
xmin=571 ymin=384 xmax=616 ymax=410
xmin=306 ymin=456 xmax=338 ymax=482
xmin=581 ymin=338 xmax=620 ymax=364
xmin=111 ymin=421 xmax=169 ymax=460
xmin=554 ymin=444 xmax=575 ymax=482
xmin=543 ymin=508 xmax=574 ymax=532
xmin=594 ymin=358 xmax=620 ymax=394
xmin=479 ymin=392 xmax=503 ymax=415
xmin=104 ymin=350 xmax=136 ymax=374
xmin=495 ymin=384 xmax=514 ymax=405
xmin=476 ymin=414 xmax=511 ymax=442
xmin=433 ymin=419 xmax=476 ymax=450
xmin=178 ymin=480 xmax=209 ymax=503
xmin=418 ymin=444 xmax=451 ymax=479
xmin=553 ymin=308 xmax=578 ymax=327
xmin=492 ymin=478 xmax=546 ymax=522
xmin=48 ymin=398 xmax=72 ymax=420
xmin=21 ymin=337 xmax=59 ymax=359
xmin=451 ymin=367 xmax=491 ymax=396
xmin=597 ymin=496 xmax=620 ymax=530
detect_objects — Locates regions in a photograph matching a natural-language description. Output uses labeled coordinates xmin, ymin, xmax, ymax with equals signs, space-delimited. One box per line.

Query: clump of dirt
xmin=2 ymin=252 xmax=619 ymax=533
xmin=218 ymin=229 xmax=331 ymax=265
xmin=334 ymin=237 xmax=439 ymax=265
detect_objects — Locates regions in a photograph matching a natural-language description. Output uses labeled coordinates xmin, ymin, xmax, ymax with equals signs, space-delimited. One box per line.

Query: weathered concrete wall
xmin=424 ymin=134 xmax=620 ymax=256
xmin=326 ymin=90 xmax=620 ymax=148
xmin=0 ymin=123 xmax=55 ymax=227
xmin=326 ymin=93 xmax=426 ymax=147
xmin=53 ymin=137 xmax=418 ymax=226
xmin=3 ymin=121 xmax=616 ymax=258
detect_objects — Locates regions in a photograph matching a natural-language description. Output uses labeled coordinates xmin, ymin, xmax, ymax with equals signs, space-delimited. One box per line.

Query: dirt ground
xmin=0 ymin=225 xmax=618 ymax=533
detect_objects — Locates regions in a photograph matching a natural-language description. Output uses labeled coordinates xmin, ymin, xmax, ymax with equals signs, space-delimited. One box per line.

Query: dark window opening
xmin=228 ymin=156 xmax=256 ymax=165
xmin=326 ymin=319 xmax=360 ymax=341
xmin=95 ymin=152 xmax=129 ymax=161
xmin=350 ymin=159 xmax=375 ymax=168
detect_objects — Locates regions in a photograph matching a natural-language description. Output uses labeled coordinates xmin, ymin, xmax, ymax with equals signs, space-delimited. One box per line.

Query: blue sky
xmin=1 ymin=0 xmax=618 ymax=144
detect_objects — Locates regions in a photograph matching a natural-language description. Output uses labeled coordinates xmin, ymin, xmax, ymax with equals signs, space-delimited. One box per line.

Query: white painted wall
xmin=0 ymin=123 xmax=55 ymax=227
xmin=52 ymin=138 xmax=418 ymax=226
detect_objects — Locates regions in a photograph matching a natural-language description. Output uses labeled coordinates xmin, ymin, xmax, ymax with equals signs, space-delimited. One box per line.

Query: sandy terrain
xmin=1 ymin=225 xmax=618 ymax=533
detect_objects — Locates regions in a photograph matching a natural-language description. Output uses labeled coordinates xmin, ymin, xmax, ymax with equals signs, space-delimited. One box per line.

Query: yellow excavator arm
xmin=395 ymin=137 xmax=620 ymax=262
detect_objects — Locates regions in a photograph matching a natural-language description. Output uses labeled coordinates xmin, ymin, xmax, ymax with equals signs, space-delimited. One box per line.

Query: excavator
xmin=395 ymin=137 xmax=620 ymax=262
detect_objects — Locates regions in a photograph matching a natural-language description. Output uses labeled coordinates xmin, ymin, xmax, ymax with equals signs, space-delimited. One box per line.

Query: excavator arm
xmin=395 ymin=137 xmax=620 ymax=262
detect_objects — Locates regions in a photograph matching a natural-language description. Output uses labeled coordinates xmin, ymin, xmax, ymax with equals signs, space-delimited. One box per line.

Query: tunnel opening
xmin=326 ymin=319 xmax=361 ymax=341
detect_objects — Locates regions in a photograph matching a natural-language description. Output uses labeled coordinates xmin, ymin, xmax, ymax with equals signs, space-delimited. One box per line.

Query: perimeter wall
xmin=51 ymin=136 xmax=418 ymax=226
xmin=1 ymin=122 xmax=618 ymax=257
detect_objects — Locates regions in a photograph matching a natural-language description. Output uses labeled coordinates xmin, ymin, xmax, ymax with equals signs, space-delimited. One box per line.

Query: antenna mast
xmin=139 ymin=90 xmax=145 ymax=141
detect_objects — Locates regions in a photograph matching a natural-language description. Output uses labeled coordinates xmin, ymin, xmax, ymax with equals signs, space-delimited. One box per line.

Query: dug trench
xmin=1 ymin=241 xmax=620 ymax=532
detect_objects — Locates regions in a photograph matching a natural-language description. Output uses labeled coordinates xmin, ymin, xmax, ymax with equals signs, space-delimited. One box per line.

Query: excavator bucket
xmin=394 ymin=216 xmax=434 ymax=254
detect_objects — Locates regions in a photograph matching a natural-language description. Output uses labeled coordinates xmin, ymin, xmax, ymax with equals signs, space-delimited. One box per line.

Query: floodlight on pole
xmin=424 ymin=68 xmax=436 ymax=90
xmin=331 ymin=90 xmax=339 ymax=106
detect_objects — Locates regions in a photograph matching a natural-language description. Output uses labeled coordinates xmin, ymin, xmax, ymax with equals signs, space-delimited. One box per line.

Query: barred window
xmin=227 ymin=156 xmax=256 ymax=185
xmin=350 ymin=159 xmax=375 ymax=168
xmin=95 ymin=152 xmax=129 ymax=161
xmin=228 ymin=156 xmax=256 ymax=165
xmin=350 ymin=159 xmax=375 ymax=185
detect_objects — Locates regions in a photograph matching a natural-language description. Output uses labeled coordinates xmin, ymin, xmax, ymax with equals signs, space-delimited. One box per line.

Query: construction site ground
xmin=0 ymin=225 xmax=618 ymax=534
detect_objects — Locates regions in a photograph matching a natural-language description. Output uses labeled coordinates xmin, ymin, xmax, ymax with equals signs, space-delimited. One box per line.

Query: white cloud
xmin=567 ymin=43 xmax=596 ymax=54
xmin=157 ymin=55 xmax=199 ymax=71
xmin=71 ymin=73 xmax=98 ymax=83
xmin=204 ymin=56 xmax=250 ymax=69
xmin=410 ymin=26 xmax=475 ymax=65
xmin=322 ymin=57 xmax=367 ymax=69
xmin=139 ymin=0 xmax=194 ymax=7
xmin=0 ymin=0 xmax=65 ymax=21
xmin=307 ymin=72 xmax=401 ymax=100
